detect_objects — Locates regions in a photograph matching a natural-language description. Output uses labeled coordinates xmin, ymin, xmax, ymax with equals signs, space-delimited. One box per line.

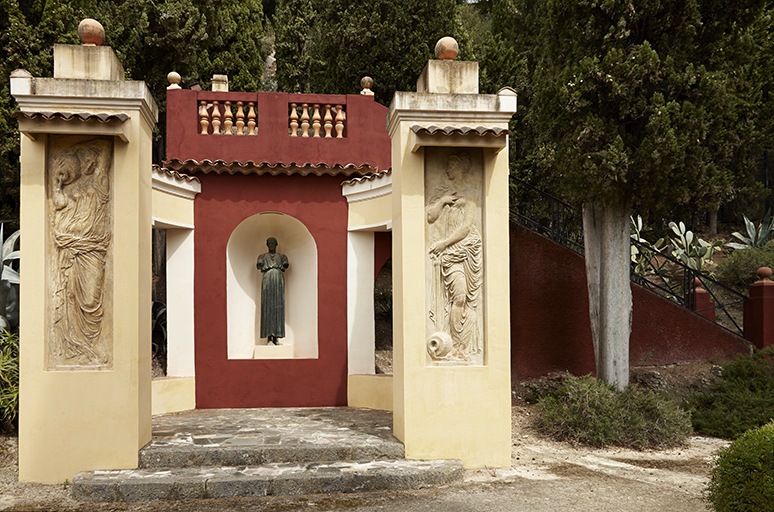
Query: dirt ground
xmin=0 ymin=360 xmax=726 ymax=512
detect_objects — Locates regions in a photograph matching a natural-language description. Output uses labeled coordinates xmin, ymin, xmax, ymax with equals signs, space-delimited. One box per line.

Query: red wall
xmin=193 ymin=172 xmax=349 ymax=408
xmin=374 ymin=232 xmax=392 ymax=281
xmin=166 ymin=90 xmax=391 ymax=171
xmin=510 ymin=222 xmax=750 ymax=381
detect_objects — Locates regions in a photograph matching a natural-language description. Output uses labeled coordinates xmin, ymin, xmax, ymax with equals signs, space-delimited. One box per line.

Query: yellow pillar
xmin=11 ymin=43 xmax=157 ymax=483
xmin=386 ymin=57 xmax=517 ymax=467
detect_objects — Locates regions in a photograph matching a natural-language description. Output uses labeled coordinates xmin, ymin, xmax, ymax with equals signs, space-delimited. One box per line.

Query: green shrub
xmin=688 ymin=348 xmax=774 ymax=439
xmin=0 ymin=330 xmax=19 ymax=431
xmin=706 ymin=421 xmax=774 ymax=512
xmin=715 ymin=240 xmax=774 ymax=295
xmin=532 ymin=374 xmax=692 ymax=449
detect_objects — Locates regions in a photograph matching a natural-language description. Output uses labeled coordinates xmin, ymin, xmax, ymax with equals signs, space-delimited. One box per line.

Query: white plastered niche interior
xmin=226 ymin=212 xmax=318 ymax=359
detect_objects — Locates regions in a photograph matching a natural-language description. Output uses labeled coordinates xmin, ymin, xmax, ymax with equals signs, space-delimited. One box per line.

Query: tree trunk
xmin=708 ymin=208 xmax=718 ymax=236
xmin=582 ymin=201 xmax=632 ymax=391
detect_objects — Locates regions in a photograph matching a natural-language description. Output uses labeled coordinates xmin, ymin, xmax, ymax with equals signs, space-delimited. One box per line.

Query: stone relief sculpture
xmin=48 ymin=138 xmax=113 ymax=368
xmin=256 ymin=237 xmax=289 ymax=344
xmin=426 ymin=151 xmax=484 ymax=363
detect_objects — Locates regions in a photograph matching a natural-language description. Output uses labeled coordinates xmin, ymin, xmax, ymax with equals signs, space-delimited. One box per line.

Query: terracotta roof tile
xmin=152 ymin=164 xmax=200 ymax=184
xmin=342 ymin=169 xmax=392 ymax=186
xmin=12 ymin=111 xmax=130 ymax=123
xmin=164 ymin=158 xmax=377 ymax=177
xmin=410 ymin=124 xmax=511 ymax=137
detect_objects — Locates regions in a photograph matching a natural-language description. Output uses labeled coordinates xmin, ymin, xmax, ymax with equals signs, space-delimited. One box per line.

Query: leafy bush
xmin=715 ymin=240 xmax=774 ymax=294
xmin=688 ymin=348 xmax=774 ymax=439
xmin=0 ymin=330 xmax=19 ymax=431
xmin=705 ymin=421 xmax=774 ymax=512
xmin=531 ymin=375 xmax=692 ymax=449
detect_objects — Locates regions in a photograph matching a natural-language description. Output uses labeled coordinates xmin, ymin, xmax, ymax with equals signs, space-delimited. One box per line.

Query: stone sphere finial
xmin=435 ymin=36 xmax=459 ymax=60
xmin=360 ymin=76 xmax=374 ymax=96
xmin=693 ymin=278 xmax=704 ymax=289
xmin=78 ymin=18 xmax=105 ymax=46
xmin=757 ymin=267 xmax=772 ymax=281
xmin=167 ymin=71 xmax=182 ymax=90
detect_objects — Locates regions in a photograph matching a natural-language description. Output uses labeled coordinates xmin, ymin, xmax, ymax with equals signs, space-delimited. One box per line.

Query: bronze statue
xmin=256 ymin=237 xmax=289 ymax=344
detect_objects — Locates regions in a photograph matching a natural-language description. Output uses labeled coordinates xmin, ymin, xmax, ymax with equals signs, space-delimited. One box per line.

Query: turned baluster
xmin=211 ymin=101 xmax=221 ymax=134
xmin=289 ymin=103 xmax=299 ymax=137
xmin=300 ymin=103 xmax=310 ymax=137
xmin=247 ymin=102 xmax=257 ymax=135
xmin=335 ymin=105 xmax=345 ymax=138
xmin=323 ymin=104 xmax=333 ymax=138
xmin=236 ymin=101 xmax=245 ymax=135
xmin=312 ymin=104 xmax=321 ymax=137
xmin=199 ymin=101 xmax=209 ymax=135
xmin=224 ymin=101 xmax=233 ymax=135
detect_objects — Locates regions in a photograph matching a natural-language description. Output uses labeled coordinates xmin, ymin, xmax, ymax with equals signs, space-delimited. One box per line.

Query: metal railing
xmin=508 ymin=178 xmax=584 ymax=255
xmin=629 ymin=238 xmax=746 ymax=336
xmin=508 ymin=177 xmax=747 ymax=338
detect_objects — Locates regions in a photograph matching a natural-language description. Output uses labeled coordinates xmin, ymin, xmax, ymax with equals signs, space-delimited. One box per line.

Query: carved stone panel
xmin=47 ymin=136 xmax=113 ymax=370
xmin=425 ymin=148 xmax=485 ymax=365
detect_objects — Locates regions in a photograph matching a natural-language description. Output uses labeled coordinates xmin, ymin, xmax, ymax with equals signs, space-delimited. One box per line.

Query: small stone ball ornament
xmin=78 ymin=18 xmax=105 ymax=46
xmin=435 ymin=36 xmax=459 ymax=60
xmin=360 ymin=76 xmax=374 ymax=95
xmin=167 ymin=71 xmax=182 ymax=87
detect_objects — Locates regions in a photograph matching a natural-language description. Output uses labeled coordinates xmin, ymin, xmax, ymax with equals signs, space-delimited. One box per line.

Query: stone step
xmin=139 ymin=407 xmax=405 ymax=469
xmin=139 ymin=440 xmax=405 ymax=469
xmin=72 ymin=459 xmax=464 ymax=503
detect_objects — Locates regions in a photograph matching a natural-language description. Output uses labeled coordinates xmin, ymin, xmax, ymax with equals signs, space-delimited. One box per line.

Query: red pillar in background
xmin=688 ymin=278 xmax=716 ymax=322
xmin=744 ymin=267 xmax=774 ymax=350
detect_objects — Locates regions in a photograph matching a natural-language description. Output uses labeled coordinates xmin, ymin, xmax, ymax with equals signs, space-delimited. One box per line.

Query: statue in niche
xmin=427 ymin=152 xmax=483 ymax=361
xmin=256 ymin=237 xmax=289 ymax=344
xmin=50 ymin=139 xmax=112 ymax=367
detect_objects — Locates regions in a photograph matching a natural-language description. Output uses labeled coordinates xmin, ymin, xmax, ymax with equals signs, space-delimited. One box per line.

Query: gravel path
xmin=0 ymin=403 xmax=724 ymax=512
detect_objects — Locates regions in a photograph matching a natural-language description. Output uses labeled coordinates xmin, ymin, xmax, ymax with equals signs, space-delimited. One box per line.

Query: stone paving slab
xmin=139 ymin=407 xmax=404 ymax=468
xmin=72 ymin=460 xmax=464 ymax=502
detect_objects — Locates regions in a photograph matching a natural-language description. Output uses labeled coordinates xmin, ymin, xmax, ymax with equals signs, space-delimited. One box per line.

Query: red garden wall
xmin=192 ymin=172 xmax=350 ymax=408
xmin=510 ymin=222 xmax=751 ymax=381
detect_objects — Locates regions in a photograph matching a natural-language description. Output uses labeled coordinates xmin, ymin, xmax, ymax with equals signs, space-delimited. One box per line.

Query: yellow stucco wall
xmin=18 ymin=112 xmax=153 ymax=484
xmin=152 ymin=188 xmax=194 ymax=227
xmin=347 ymin=374 xmax=393 ymax=411
xmin=389 ymin=110 xmax=512 ymax=469
xmin=347 ymin=194 xmax=391 ymax=230
xmin=152 ymin=377 xmax=196 ymax=415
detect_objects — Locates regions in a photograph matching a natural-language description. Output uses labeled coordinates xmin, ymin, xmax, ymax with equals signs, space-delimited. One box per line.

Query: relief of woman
xmin=427 ymin=152 xmax=483 ymax=360
xmin=51 ymin=140 xmax=112 ymax=366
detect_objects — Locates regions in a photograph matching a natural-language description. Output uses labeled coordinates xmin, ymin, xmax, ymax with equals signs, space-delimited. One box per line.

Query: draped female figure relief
xmin=426 ymin=151 xmax=484 ymax=363
xmin=48 ymin=138 xmax=113 ymax=368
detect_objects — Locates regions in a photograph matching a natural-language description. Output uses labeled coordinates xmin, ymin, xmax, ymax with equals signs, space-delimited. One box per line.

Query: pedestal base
xmin=253 ymin=344 xmax=294 ymax=359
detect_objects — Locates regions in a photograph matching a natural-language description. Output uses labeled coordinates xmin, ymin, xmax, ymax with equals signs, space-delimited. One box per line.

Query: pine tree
xmin=0 ymin=0 xmax=266 ymax=222
xmin=486 ymin=0 xmax=771 ymax=389
xmin=274 ymin=0 xmax=468 ymax=104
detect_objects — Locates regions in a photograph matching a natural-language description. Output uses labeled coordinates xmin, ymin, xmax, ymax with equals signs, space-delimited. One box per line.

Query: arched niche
xmin=226 ymin=212 xmax=318 ymax=359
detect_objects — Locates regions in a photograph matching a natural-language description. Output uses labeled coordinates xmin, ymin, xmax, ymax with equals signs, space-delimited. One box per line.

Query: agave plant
xmin=0 ymin=224 xmax=20 ymax=332
xmin=726 ymin=210 xmax=774 ymax=250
